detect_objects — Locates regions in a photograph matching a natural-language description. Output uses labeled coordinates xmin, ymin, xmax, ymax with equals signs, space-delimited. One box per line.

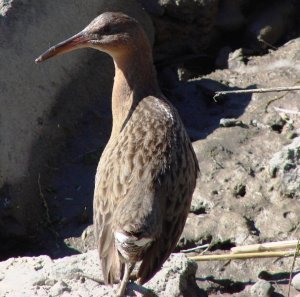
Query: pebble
xmin=250 ymin=280 xmax=273 ymax=297
xmin=292 ymin=272 xmax=300 ymax=291
xmin=220 ymin=118 xmax=244 ymax=128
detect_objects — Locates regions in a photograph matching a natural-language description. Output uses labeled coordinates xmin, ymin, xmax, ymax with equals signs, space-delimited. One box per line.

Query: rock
xmin=0 ymin=0 xmax=154 ymax=247
xmin=228 ymin=48 xmax=246 ymax=69
xmin=250 ymin=280 xmax=273 ymax=297
xmin=180 ymin=210 xmax=253 ymax=249
xmin=254 ymin=201 xmax=300 ymax=240
xmin=146 ymin=253 xmax=198 ymax=297
xmin=153 ymin=0 xmax=218 ymax=61
xmin=190 ymin=185 xmax=214 ymax=214
xmin=186 ymin=37 xmax=300 ymax=295
xmin=219 ymin=118 xmax=244 ymax=127
xmin=292 ymin=273 xmax=300 ymax=291
xmin=269 ymin=137 xmax=300 ymax=197
xmin=0 ymin=250 xmax=198 ymax=297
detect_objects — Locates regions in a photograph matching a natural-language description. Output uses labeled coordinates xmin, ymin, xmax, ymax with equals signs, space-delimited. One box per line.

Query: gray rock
xmin=180 ymin=210 xmax=253 ymax=248
xmin=254 ymin=201 xmax=300 ymax=240
xmin=189 ymin=35 xmax=300 ymax=297
xmin=250 ymin=280 xmax=273 ymax=297
xmin=292 ymin=272 xmax=300 ymax=291
xmin=269 ymin=137 xmax=300 ymax=197
xmin=228 ymin=48 xmax=246 ymax=69
xmin=0 ymin=0 xmax=154 ymax=242
xmin=0 ymin=250 xmax=198 ymax=297
xmin=190 ymin=185 xmax=214 ymax=214
xmin=220 ymin=118 xmax=243 ymax=128
xmin=146 ymin=253 xmax=198 ymax=297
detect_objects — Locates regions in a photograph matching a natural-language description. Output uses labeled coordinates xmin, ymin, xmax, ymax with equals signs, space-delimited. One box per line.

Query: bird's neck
xmin=110 ymin=49 xmax=161 ymax=138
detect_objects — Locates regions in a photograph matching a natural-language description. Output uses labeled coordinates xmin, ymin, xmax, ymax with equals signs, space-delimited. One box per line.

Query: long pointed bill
xmin=35 ymin=31 xmax=89 ymax=63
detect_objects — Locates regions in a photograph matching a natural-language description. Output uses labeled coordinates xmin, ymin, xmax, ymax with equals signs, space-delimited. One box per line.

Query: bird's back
xmin=93 ymin=95 xmax=198 ymax=284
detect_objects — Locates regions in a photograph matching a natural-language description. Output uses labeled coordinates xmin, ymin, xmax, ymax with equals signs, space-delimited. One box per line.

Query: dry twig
xmin=181 ymin=244 xmax=210 ymax=253
xmin=231 ymin=240 xmax=299 ymax=254
xmin=188 ymin=250 xmax=300 ymax=261
xmin=287 ymin=240 xmax=300 ymax=297
xmin=213 ymin=86 xmax=300 ymax=101
xmin=38 ymin=173 xmax=59 ymax=238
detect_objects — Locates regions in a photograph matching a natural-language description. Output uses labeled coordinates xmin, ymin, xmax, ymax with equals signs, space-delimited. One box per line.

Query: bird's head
xmin=35 ymin=12 xmax=148 ymax=63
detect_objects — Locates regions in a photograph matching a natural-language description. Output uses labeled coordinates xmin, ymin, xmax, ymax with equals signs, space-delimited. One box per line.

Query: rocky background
xmin=1 ymin=0 xmax=300 ymax=296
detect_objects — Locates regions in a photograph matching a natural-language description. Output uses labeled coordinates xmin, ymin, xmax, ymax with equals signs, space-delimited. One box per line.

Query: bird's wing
xmin=94 ymin=96 xmax=198 ymax=285
xmin=137 ymin=133 xmax=198 ymax=284
xmin=93 ymin=145 xmax=123 ymax=284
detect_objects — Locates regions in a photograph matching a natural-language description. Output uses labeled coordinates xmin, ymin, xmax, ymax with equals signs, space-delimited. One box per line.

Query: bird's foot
xmin=115 ymin=262 xmax=135 ymax=297
xmin=116 ymin=284 xmax=127 ymax=297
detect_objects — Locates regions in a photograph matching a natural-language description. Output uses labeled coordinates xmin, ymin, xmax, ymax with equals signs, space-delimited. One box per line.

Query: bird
xmin=35 ymin=12 xmax=199 ymax=297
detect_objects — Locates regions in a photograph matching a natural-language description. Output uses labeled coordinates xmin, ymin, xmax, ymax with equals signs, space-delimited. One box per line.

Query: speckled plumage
xmin=94 ymin=95 xmax=198 ymax=285
xmin=35 ymin=11 xmax=199 ymax=297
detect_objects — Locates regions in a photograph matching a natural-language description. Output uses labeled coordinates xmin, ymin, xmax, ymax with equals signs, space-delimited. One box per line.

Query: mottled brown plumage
xmin=35 ymin=12 xmax=199 ymax=297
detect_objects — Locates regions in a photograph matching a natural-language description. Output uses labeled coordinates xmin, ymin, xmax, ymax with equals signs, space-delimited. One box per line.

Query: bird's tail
xmin=100 ymin=245 xmax=122 ymax=284
xmin=99 ymin=226 xmax=122 ymax=284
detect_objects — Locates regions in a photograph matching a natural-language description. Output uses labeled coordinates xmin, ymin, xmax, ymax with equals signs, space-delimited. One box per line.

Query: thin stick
xmin=38 ymin=174 xmax=51 ymax=226
xmin=181 ymin=244 xmax=210 ymax=253
xmin=213 ymin=86 xmax=300 ymax=100
xmin=287 ymin=240 xmax=300 ymax=297
xmin=231 ymin=240 xmax=299 ymax=254
xmin=38 ymin=174 xmax=59 ymax=238
xmin=257 ymin=36 xmax=278 ymax=51
xmin=189 ymin=250 xmax=300 ymax=261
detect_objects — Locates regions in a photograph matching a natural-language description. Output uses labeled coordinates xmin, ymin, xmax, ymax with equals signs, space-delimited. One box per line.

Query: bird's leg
xmin=116 ymin=262 xmax=135 ymax=297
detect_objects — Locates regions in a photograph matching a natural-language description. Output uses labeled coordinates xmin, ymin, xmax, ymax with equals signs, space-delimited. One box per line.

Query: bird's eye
xmin=102 ymin=25 xmax=111 ymax=34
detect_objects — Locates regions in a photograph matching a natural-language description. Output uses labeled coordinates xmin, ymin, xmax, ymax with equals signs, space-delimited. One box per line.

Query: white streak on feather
xmin=153 ymin=98 xmax=174 ymax=122
xmin=115 ymin=231 xmax=153 ymax=247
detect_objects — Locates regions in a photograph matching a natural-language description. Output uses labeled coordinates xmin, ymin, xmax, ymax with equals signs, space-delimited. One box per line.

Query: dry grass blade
xmin=287 ymin=240 xmax=300 ymax=297
xmin=181 ymin=244 xmax=210 ymax=253
xmin=231 ymin=240 xmax=299 ymax=254
xmin=213 ymin=86 xmax=300 ymax=100
xmin=189 ymin=250 xmax=300 ymax=261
